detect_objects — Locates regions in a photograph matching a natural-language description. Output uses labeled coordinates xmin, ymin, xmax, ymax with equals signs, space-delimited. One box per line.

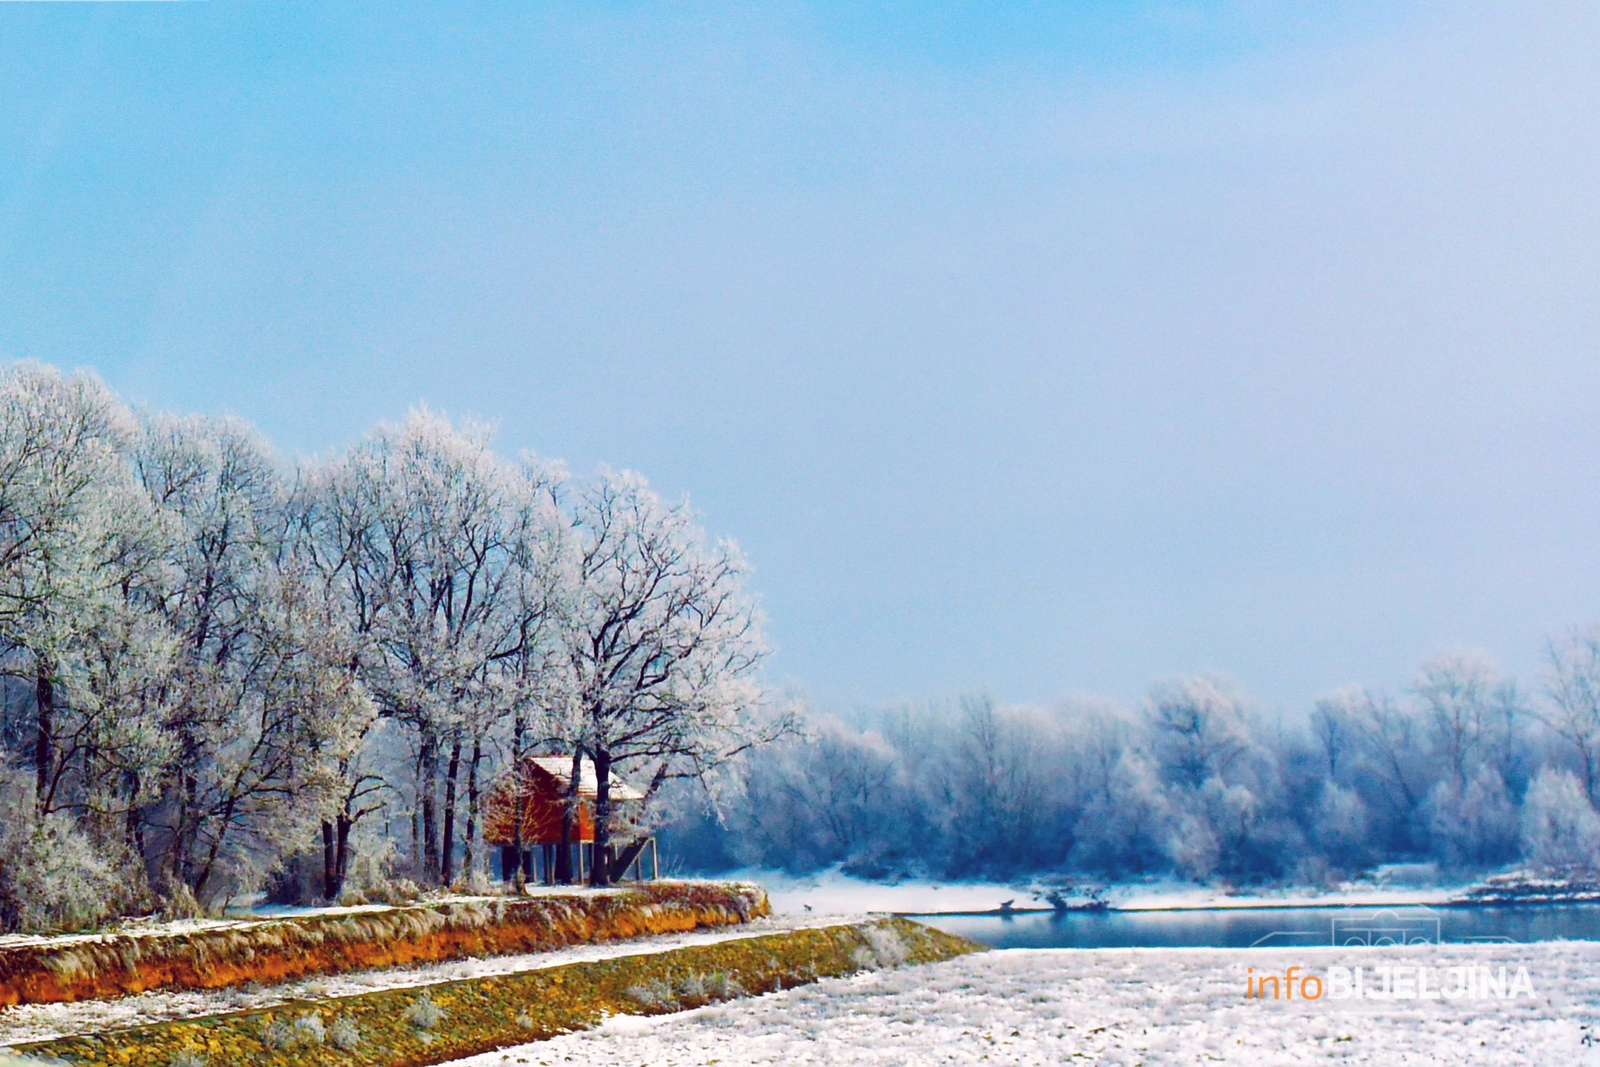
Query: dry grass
xmin=14 ymin=918 xmax=982 ymax=1067
xmin=0 ymin=882 xmax=766 ymax=1006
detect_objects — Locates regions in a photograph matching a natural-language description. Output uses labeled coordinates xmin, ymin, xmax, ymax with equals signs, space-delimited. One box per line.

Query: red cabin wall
xmin=483 ymin=763 xmax=597 ymax=846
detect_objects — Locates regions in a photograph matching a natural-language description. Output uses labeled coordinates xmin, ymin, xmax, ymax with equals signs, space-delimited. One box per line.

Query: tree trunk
xmin=1582 ymin=741 xmax=1599 ymax=809
xmin=169 ymin=725 xmax=202 ymax=890
xmin=410 ymin=794 xmax=421 ymax=878
xmin=33 ymin=660 xmax=53 ymax=816
xmin=463 ymin=737 xmax=483 ymax=884
xmin=192 ymin=791 xmax=239 ymax=903
xmin=441 ymin=734 xmax=462 ymax=885
xmin=124 ymin=778 xmax=144 ymax=856
xmin=590 ymin=746 xmax=612 ymax=886
xmin=555 ymin=748 xmax=582 ymax=884
xmin=420 ymin=730 xmax=441 ymax=884
xmin=510 ymin=712 xmax=526 ymax=890
xmin=334 ymin=813 xmax=352 ymax=897
xmin=610 ymin=836 xmax=649 ymax=881
xmin=321 ymin=819 xmax=337 ymax=901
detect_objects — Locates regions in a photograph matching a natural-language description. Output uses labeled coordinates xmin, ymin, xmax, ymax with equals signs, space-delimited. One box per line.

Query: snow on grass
xmin=735 ymin=866 xmax=1470 ymax=917
xmin=239 ymin=881 xmax=702 ymax=919
xmin=435 ymin=941 xmax=1600 ymax=1066
xmin=0 ymin=913 xmax=847 ymax=1046
xmin=0 ymin=880 xmax=745 ymax=950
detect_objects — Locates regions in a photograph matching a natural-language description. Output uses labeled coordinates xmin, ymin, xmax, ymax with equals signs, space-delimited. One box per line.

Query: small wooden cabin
xmin=482 ymin=755 xmax=656 ymax=883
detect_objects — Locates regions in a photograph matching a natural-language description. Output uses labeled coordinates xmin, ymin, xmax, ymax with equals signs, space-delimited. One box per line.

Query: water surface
xmin=918 ymin=903 xmax=1600 ymax=949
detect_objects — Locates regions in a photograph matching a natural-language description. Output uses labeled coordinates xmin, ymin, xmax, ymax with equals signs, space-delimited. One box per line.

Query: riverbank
xmin=737 ymin=865 xmax=1600 ymax=917
xmin=737 ymin=866 xmax=1475 ymax=917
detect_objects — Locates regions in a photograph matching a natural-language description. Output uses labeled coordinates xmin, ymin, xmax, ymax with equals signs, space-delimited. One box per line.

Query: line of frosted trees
xmin=0 ymin=363 xmax=777 ymax=932
xmin=691 ymin=654 xmax=1600 ymax=885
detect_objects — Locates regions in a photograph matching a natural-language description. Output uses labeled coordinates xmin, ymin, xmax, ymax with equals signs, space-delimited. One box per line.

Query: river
xmin=917 ymin=902 xmax=1600 ymax=949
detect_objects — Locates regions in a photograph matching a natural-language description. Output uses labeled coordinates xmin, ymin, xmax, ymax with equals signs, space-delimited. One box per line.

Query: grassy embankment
xmin=14 ymin=918 xmax=983 ymax=1067
xmin=0 ymin=882 xmax=766 ymax=1006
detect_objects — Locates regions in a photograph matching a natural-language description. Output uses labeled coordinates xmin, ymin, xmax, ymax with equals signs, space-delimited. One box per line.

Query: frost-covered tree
xmin=0 ymin=756 xmax=125 ymax=933
xmin=1340 ymin=688 xmax=1430 ymax=852
xmin=1146 ymin=677 xmax=1254 ymax=790
xmin=1069 ymin=748 xmax=1173 ymax=875
xmin=302 ymin=411 xmax=546 ymax=886
xmin=1520 ymin=767 xmax=1600 ymax=871
xmin=0 ymin=365 xmax=176 ymax=922
xmin=1311 ymin=782 xmax=1371 ymax=869
xmin=1542 ymin=630 xmax=1600 ymax=806
xmin=561 ymin=469 xmax=774 ymax=885
xmin=475 ymin=456 xmax=571 ymax=887
xmin=1311 ymin=689 xmax=1362 ymax=779
xmin=729 ymin=716 xmax=900 ymax=873
xmin=1426 ymin=764 xmax=1518 ymax=870
xmin=0 ymin=364 xmax=157 ymax=818
xmin=1415 ymin=653 xmax=1520 ymax=788
xmin=135 ymin=414 xmax=369 ymax=904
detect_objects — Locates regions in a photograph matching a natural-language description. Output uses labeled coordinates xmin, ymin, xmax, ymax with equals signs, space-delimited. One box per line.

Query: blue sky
xmin=3 ymin=1 xmax=1599 ymax=714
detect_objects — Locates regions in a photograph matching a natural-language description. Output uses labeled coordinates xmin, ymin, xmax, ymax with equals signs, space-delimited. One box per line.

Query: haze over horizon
xmin=3 ymin=1 xmax=1598 ymax=714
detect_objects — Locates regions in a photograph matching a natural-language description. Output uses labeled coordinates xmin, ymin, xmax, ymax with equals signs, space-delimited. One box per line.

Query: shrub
xmin=708 ymin=971 xmax=745 ymax=999
xmin=405 ymin=992 xmax=445 ymax=1030
xmin=159 ymin=882 xmax=208 ymax=922
xmin=340 ymin=876 xmax=424 ymax=907
xmin=327 ymin=1015 xmax=362 ymax=1051
xmin=1521 ymin=768 xmax=1600 ymax=870
xmin=259 ymin=1020 xmax=293 ymax=1049
xmin=624 ymin=978 xmax=674 ymax=1010
xmin=627 ymin=971 xmax=743 ymax=1010
xmin=0 ymin=808 xmax=123 ymax=934
xmin=259 ymin=1013 xmax=327 ymax=1050
xmin=292 ymin=1013 xmax=326 ymax=1045
xmin=859 ymin=924 xmax=907 ymax=968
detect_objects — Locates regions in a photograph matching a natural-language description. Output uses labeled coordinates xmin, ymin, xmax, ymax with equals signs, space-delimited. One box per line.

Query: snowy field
xmin=743 ymin=867 xmax=1467 ymax=917
xmin=439 ymin=941 xmax=1600 ymax=1066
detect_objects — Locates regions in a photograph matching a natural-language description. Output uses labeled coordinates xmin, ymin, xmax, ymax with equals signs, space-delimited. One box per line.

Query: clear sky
xmin=2 ymin=1 xmax=1598 ymax=714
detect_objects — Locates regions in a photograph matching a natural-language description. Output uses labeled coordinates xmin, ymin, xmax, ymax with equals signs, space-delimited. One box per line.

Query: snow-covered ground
xmin=438 ymin=940 xmax=1600 ymax=1066
xmin=0 ymin=912 xmax=837 ymax=1046
xmin=740 ymin=867 xmax=1468 ymax=917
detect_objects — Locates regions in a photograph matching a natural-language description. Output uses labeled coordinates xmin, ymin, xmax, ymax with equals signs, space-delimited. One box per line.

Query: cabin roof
xmin=525 ymin=755 xmax=646 ymax=801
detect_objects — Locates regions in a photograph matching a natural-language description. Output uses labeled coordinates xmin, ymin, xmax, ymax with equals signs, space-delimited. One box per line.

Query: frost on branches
xmin=0 ymin=364 xmax=784 ymax=929
xmin=562 ymin=468 xmax=786 ymax=886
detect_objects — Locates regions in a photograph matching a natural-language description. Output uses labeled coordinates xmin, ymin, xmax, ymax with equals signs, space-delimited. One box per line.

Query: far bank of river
xmin=918 ymin=901 xmax=1600 ymax=949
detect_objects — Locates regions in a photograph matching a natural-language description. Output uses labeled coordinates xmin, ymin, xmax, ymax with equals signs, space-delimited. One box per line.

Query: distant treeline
xmin=665 ymin=654 xmax=1600 ymax=884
